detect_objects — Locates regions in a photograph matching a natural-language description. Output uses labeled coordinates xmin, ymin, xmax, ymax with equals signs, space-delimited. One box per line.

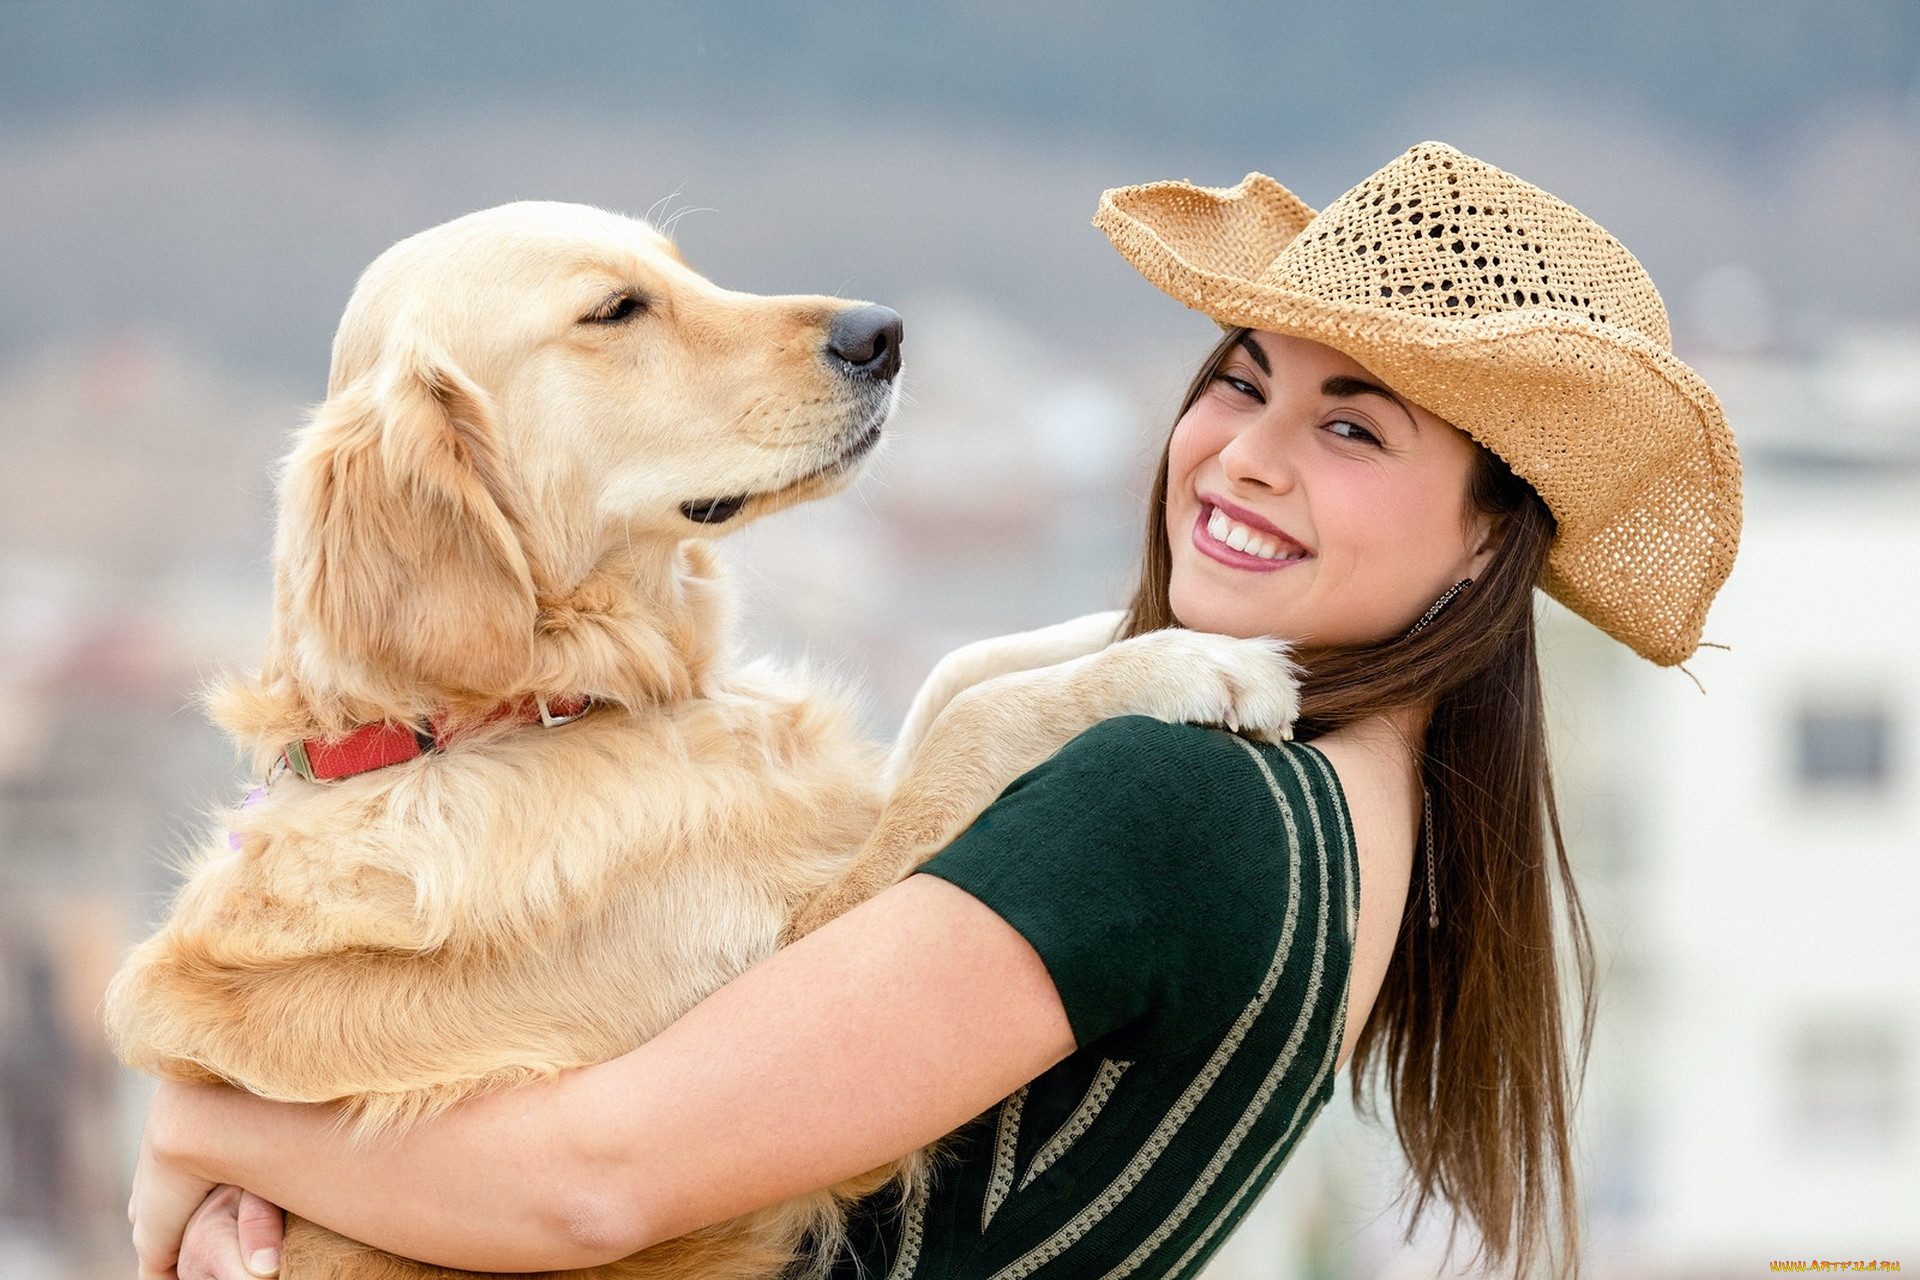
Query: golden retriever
xmin=105 ymin=201 xmax=1299 ymax=1280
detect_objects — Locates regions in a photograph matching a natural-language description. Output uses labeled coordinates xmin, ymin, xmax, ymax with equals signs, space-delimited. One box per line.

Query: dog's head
xmin=269 ymin=201 xmax=899 ymax=718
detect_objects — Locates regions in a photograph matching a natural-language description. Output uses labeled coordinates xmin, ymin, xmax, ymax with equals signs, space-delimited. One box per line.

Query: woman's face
xmin=1166 ymin=331 xmax=1498 ymax=648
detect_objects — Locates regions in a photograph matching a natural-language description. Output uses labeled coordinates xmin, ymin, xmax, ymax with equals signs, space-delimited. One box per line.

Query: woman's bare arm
xmin=134 ymin=873 xmax=1076 ymax=1277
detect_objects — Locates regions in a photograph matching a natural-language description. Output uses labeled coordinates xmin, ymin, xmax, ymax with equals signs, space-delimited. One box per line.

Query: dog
xmin=105 ymin=201 xmax=1300 ymax=1280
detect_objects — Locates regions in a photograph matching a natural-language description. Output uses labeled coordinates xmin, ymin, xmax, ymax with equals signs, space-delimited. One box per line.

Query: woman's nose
xmin=1217 ymin=421 xmax=1298 ymax=494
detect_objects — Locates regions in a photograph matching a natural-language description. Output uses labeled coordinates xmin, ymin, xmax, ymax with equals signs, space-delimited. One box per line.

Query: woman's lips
xmin=1189 ymin=500 xmax=1310 ymax=572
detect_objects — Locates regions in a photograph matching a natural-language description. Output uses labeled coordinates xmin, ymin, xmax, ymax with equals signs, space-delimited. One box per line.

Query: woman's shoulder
xmin=1032 ymin=716 xmax=1350 ymax=834
xmin=920 ymin=715 xmax=1355 ymax=1059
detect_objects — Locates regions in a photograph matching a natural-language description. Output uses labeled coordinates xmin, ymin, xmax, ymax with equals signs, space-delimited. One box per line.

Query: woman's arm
xmin=134 ymin=873 xmax=1076 ymax=1276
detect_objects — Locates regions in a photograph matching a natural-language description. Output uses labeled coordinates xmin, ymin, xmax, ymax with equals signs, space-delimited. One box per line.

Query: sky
xmin=2 ymin=0 xmax=1916 ymax=393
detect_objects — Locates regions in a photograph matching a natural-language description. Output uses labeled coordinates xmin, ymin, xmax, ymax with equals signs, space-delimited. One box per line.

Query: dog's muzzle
xmin=678 ymin=306 xmax=901 ymax=528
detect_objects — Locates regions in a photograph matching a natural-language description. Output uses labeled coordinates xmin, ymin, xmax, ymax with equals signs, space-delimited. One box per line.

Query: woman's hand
xmin=175 ymin=1185 xmax=287 ymax=1280
xmin=131 ymin=1081 xmax=282 ymax=1280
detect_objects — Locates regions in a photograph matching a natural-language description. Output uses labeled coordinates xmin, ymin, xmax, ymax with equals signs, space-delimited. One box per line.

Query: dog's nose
xmin=827 ymin=305 xmax=903 ymax=382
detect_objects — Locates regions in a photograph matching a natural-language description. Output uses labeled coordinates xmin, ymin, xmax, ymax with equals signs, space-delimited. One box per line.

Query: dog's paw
xmin=1093 ymin=630 xmax=1300 ymax=742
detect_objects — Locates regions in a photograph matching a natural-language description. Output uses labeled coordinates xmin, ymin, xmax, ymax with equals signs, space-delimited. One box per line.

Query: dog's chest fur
xmin=107 ymin=668 xmax=882 ymax=1133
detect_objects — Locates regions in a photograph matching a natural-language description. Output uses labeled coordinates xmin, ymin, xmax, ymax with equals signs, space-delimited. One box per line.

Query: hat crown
xmin=1264 ymin=143 xmax=1672 ymax=347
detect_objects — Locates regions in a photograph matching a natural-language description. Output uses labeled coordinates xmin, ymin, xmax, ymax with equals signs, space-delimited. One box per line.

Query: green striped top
xmin=831 ymin=716 xmax=1358 ymax=1280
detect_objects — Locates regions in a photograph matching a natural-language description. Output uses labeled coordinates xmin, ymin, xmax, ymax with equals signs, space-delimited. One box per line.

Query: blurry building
xmin=0 ymin=620 xmax=225 ymax=1275
xmin=1610 ymin=335 xmax=1920 ymax=1269
xmin=0 ymin=336 xmax=281 ymax=1278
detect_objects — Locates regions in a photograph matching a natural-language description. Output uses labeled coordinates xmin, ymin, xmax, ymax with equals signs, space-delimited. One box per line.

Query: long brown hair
xmin=1121 ymin=329 xmax=1595 ymax=1276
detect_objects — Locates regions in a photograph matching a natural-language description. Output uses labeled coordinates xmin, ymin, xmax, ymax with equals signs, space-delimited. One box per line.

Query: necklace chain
xmin=1384 ymin=717 xmax=1441 ymax=932
xmin=1422 ymin=784 xmax=1438 ymax=930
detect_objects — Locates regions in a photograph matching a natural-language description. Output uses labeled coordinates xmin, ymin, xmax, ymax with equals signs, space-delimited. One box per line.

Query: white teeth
xmin=1206 ymin=506 xmax=1301 ymax=562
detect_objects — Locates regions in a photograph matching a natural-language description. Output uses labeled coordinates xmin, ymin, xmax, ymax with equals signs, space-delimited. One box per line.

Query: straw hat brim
xmin=1096 ymin=175 xmax=1741 ymax=667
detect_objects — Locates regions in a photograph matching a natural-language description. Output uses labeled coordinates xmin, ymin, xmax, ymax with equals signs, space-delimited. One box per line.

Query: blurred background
xmin=1 ymin=2 xmax=1916 ymax=1275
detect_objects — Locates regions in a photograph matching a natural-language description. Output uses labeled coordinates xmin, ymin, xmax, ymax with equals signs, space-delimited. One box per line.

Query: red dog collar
xmin=280 ymin=695 xmax=591 ymax=782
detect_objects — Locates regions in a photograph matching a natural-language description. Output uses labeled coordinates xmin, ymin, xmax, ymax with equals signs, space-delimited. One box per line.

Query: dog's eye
xmin=582 ymin=293 xmax=646 ymax=325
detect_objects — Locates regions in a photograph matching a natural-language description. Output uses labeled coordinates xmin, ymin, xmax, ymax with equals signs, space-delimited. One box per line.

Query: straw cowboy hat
xmin=1095 ymin=141 xmax=1741 ymax=667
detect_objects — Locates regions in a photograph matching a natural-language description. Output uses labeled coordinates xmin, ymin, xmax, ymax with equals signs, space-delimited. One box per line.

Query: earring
xmin=1406 ymin=577 xmax=1473 ymax=637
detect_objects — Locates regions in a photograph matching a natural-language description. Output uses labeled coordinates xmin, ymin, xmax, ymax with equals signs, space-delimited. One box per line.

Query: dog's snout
xmin=826 ymin=305 xmax=903 ymax=382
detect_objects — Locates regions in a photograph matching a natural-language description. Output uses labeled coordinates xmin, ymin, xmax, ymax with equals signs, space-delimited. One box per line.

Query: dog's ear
xmin=279 ymin=350 xmax=537 ymax=697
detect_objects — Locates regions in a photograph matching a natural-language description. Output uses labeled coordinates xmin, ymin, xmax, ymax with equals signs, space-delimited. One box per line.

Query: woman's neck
xmin=1320 ymin=701 xmax=1431 ymax=782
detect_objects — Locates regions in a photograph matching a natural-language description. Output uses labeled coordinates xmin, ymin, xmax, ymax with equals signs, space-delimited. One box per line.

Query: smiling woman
xmin=1117 ymin=317 xmax=1575 ymax=1265
xmin=1100 ymin=141 xmax=1738 ymax=1272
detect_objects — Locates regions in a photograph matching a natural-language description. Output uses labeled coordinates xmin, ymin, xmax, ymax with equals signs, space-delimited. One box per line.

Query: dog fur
xmin=105 ymin=202 xmax=1299 ymax=1280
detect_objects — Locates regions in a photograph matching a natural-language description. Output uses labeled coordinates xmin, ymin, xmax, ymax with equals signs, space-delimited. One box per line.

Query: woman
xmin=131 ymin=142 xmax=1740 ymax=1280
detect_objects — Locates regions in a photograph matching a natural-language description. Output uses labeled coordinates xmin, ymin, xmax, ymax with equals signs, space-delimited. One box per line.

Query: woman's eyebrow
xmin=1322 ymin=374 xmax=1420 ymax=430
xmin=1235 ymin=332 xmax=1272 ymax=374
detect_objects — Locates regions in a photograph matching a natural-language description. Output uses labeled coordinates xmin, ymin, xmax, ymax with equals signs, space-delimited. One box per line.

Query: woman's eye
xmin=582 ymin=293 xmax=646 ymax=324
xmin=1326 ymin=418 xmax=1382 ymax=446
xmin=1213 ymin=373 xmax=1265 ymax=403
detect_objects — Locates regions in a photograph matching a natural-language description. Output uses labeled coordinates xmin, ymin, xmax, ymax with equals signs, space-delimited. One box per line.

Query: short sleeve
xmin=917 ymin=716 xmax=1322 ymax=1060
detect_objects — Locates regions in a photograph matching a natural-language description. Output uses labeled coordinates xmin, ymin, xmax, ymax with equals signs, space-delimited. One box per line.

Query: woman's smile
xmin=1191 ymin=495 xmax=1311 ymax=570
